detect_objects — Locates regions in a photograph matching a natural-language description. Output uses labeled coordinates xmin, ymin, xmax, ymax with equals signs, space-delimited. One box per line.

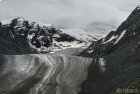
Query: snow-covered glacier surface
xmin=0 ymin=54 xmax=92 ymax=94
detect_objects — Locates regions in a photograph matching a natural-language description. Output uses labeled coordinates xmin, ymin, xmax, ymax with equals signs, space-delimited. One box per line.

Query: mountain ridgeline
xmin=0 ymin=18 xmax=87 ymax=54
xmin=78 ymin=6 xmax=140 ymax=94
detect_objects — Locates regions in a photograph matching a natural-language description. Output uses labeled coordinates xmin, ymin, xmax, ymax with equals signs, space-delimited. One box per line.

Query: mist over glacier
xmin=0 ymin=0 xmax=139 ymax=33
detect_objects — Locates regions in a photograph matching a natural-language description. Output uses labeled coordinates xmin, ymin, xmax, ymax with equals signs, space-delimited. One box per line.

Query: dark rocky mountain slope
xmin=79 ymin=6 xmax=140 ymax=94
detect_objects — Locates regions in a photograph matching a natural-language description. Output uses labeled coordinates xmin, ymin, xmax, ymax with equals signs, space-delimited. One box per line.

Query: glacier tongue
xmin=0 ymin=55 xmax=92 ymax=94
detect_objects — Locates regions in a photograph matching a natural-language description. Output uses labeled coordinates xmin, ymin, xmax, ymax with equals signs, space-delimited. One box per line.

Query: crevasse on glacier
xmin=0 ymin=54 xmax=92 ymax=94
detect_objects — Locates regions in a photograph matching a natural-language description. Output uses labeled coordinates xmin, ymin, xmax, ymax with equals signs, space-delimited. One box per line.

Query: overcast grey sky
xmin=0 ymin=0 xmax=139 ymax=29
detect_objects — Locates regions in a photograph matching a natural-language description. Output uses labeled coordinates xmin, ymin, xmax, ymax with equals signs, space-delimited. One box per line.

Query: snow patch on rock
xmin=102 ymin=35 xmax=118 ymax=44
xmin=114 ymin=30 xmax=126 ymax=44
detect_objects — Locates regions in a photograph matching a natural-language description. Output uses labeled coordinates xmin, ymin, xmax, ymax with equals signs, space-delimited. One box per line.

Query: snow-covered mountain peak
xmin=0 ymin=17 xmax=100 ymax=54
xmin=2 ymin=18 xmax=13 ymax=25
xmin=2 ymin=17 xmax=25 ymax=25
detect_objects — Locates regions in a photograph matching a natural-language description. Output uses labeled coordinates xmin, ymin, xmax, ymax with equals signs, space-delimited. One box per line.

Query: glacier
xmin=0 ymin=54 xmax=92 ymax=94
